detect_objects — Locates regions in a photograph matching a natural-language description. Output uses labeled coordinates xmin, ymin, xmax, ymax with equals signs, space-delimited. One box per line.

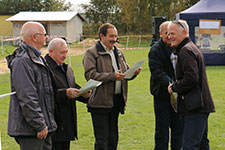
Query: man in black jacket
xmin=45 ymin=38 xmax=91 ymax=150
xmin=168 ymin=20 xmax=215 ymax=150
xmin=148 ymin=21 xmax=183 ymax=150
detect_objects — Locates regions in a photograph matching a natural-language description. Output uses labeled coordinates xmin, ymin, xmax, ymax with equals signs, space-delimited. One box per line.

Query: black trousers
xmin=182 ymin=113 xmax=209 ymax=150
xmin=52 ymin=141 xmax=70 ymax=150
xmin=90 ymin=95 xmax=122 ymax=150
xmin=154 ymin=97 xmax=183 ymax=150
xmin=15 ymin=135 xmax=52 ymax=150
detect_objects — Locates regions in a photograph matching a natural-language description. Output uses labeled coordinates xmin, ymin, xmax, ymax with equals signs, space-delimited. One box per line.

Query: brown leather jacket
xmin=83 ymin=41 xmax=130 ymax=108
xmin=172 ymin=38 xmax=215 ymax=115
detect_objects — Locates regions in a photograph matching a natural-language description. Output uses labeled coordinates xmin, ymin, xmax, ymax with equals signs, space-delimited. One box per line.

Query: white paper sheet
xmin=77 ymin=79 xmax=102 ymax=96
xmin=124 ymin=60 xmax=145 ymax=79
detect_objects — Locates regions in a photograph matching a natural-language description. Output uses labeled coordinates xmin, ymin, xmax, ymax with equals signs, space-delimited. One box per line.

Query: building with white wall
xmin=6 ymin=11 xmax=85 ymax=43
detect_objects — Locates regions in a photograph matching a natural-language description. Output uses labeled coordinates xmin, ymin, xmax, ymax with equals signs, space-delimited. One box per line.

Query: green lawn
xmin=0 ymin=48 xmax=225 ymax=149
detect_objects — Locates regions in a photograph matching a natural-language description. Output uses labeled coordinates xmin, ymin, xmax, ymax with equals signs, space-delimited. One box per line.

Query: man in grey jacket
xmin=83 ymin=23 xmax=141 ymax=150
xmin=6 ymin=21 xmax=57 ymax=150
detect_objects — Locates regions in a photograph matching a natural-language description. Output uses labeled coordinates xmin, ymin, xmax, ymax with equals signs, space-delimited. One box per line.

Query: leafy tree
xmin=81 ymin=0 xmax=121 ymax=35
xmin=81 ymin=0 xmax=200 ymax=34
xmin=117 ymin=0 xmax=151 ymax=34
xmin=0 ymin=0 xmax=72 ymax=15
xmin=81 ymin=0 xmax=118 ymax=23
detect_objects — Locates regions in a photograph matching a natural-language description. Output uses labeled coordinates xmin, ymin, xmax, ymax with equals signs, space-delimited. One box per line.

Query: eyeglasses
xmin=172 ymin=20 xmax=185 ymax=30
xmin=35 ymin=33 xmax=47 ymax=37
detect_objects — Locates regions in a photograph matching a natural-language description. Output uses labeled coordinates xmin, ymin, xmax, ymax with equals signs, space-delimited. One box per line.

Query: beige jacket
xmin=83 ymin=41 xmax=130 ymax=108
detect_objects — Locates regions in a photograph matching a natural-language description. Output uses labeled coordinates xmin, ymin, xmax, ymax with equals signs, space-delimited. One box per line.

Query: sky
xmin=66 ymin=0 xmax=90 ymax=11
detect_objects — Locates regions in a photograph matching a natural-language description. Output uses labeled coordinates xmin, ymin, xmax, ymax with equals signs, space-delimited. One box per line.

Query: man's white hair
xmin=168 ymin=20 xmax=189 ymax=36
xmin=159 ymin=21 xmax=171 ymax=33
xmin=48 ymin=38 xmax=67 ymax=51
xmin=178 ymin=20 xmax=189 ymax=36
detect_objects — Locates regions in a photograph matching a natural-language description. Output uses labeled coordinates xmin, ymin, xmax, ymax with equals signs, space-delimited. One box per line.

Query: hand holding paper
xmin=115 ymin=70 xmax=125 ymax=80
xmin=77 ymin=79 xmax=102 ymax=97
xmin=66 ymin=88 xmax=80 ymax=99
xmin=81 ymin=90 xmax=92 ymax=98
xmin=124 ymin=60 xmax=145 ymax=79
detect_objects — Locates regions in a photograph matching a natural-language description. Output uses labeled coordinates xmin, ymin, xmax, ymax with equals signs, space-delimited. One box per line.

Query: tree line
xmin=0 ymin=0 xmax=199 ymax=35
xmin=0 ymin=0 xmax=72 ymax=14
xmin=81 ymin=0 xmax=200 ymax=35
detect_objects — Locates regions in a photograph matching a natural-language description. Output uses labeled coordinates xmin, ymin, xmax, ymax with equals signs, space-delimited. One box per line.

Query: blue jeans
xmin=154 ymin=98 xmax=183 ymax=150
xmin=182 ymin=113 xmax=210 ymax=150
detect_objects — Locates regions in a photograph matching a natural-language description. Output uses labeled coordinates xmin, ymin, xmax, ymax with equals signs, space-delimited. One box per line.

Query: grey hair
xmin=159 ymin=21 xmax=171 ymax=33
xmin=168 ymin=20 xmax=189 ymax=37
xmin=178 ymin=20 xmax=189 ymax=36
xmin=48 ymin=38 xmax=67 ymax=51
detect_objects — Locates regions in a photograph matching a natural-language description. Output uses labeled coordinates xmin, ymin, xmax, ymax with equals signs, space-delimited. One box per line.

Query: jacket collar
xmin=159 ymin=38 xmax=172 ymax=55
xmin=44 ymin=54 xmax=67 ymax=71
xmin=22 ymin=42 xmax=42 ymax=57
xmin=21 ymin=42 xmax=45 ymax=66
xmin=96 ymin=40 xmax=119 ymax=56
xmin=176 ymin=37 xmax=191 ymax=53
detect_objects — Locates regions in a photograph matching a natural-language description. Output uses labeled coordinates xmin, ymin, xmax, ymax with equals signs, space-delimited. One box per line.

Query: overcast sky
xmin=66 ymin=0 xmax=90 ymax=11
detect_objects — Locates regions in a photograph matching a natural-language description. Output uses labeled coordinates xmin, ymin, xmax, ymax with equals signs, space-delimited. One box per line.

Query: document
xmin=124 ymin=60 xmax=145 ymax=79
xmin=77 ymin=79 xmax=102 ymax=96
xmin=170 ymin=92 xmax=178 ymax=113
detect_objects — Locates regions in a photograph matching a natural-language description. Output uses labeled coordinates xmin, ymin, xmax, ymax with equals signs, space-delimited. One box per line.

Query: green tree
xmin=0 ymin=0 xmax=72 ymax=15
xmin=81 ymin=0 xmax=118 ymax=23
xmin=117 ymin=0 xmax=151 ymax=34
xmin=81 ymin=0 xmax=120 ymax=35
xmin=81 ymin=0 xmax=200 ymax=35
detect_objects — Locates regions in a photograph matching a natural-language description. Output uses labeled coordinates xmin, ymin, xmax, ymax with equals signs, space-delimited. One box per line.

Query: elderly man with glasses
xmin=6 ymin=21 xmax=57 ymax=150
xmin=167 ymin=20 xmax=215 ymax=150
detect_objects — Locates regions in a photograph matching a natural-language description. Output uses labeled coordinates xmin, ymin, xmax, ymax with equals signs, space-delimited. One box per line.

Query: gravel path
xmin=0 ymin=48 xmax=85 ymax=74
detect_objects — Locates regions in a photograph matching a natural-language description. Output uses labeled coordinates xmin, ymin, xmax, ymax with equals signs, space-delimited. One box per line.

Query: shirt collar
xmin=100 ymin=41 xmax=114 ymax=52
xmin=21 ymin=42 xmax=42 ymax=57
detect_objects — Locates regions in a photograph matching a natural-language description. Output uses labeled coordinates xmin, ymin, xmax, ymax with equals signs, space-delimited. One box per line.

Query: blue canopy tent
xmin=176 ymin=0 xmax=225 ymax=65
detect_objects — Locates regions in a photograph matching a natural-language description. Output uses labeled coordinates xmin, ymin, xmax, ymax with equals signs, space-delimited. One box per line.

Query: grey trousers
xmin=15 ymin=135 xmax=52 ymax=150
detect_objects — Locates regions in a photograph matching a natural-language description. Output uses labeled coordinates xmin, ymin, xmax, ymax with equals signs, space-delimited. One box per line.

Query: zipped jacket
xmin=172 ymin=38 xmax=215 ymax=115
xmin=83 ymin=41 xmax=130 ymax=109
xmin=6 ymin=43 xmax=57 ymax=136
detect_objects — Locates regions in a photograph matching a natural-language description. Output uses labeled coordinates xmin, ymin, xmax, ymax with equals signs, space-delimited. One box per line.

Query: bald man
xmin=6 ymin=21 xmax=57 ymax=150
xmin=148 ymin=21 xmax=183 ymax=150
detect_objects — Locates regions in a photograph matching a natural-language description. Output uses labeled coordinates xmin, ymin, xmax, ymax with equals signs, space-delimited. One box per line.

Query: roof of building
xmin=6 ymin=11 xmax=85 ymax=22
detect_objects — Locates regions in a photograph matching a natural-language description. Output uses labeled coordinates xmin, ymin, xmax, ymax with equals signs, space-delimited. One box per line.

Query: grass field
xmin=0 ymin=48 xmax=225 ymax=149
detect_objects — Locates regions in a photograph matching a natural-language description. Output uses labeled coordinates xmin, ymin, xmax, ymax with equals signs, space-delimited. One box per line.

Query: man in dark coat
xmin=45 ymin=38 xmax=91 ymax=150
xmin=168 ymin=20 xmax=215 ymax=150
xmin=148 ymin=21 xmax=183 ymax=150
xmin=6 ymin=21 xmax=57 ymax=150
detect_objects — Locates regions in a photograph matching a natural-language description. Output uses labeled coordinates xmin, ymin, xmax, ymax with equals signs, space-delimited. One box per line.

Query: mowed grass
xmin=0 ymin=48 xmax=225 ymax=149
